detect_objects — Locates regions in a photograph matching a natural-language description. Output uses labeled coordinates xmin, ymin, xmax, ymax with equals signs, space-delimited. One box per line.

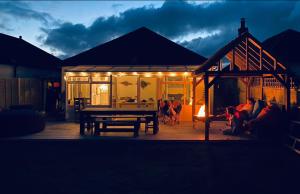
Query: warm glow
xmin=107 ymin=72 xmax=112 ymax=76
xmin=66 ymin=72 xmax=74 ymax=76
xmin=132 ymin=72 xmax=138 ymax=75
xmin=169 ymin=72 xmax=177 ymax=77
xmin=183 ymin=72 xmax=189 ymax=76
xmin=189 ymin=98 xmax=193 ymax=105
xmin=80 ymin=72 xmax=87 ymax=76
xmin=63 ymin=75 xmax=67 ymax=81
xmin=99 ymin=85 xmax=108 ymax=92
xmin=157 ymin=72 xmax=163 ymax=76
xmin=144 ymin=73 xmax=152 ymax=77
xmin=118 ymin=72 xmax=125 ymax=76
xmin=197 ymin=105 xmax=205 ymax=117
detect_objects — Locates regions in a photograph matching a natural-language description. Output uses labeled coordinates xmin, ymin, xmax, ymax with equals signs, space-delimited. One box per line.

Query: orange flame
xmin=197 ymin=105 xmax=205 ymax=117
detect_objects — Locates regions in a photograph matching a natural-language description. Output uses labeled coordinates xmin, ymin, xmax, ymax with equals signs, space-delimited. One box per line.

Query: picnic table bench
xmin=80 ymin=108 xmax=159 ymax=137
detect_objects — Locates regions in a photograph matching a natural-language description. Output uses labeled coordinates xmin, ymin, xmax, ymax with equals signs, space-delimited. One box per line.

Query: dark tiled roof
xmin=63 ymin=27 xmax=206 ymax=66
xmin=0 ymin=33 xmax=61 ymax=69
xmin=263 ymin=29 xmax=300 ymax=66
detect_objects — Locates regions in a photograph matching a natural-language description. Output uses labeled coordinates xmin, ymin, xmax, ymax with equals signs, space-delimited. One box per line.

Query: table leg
xmin=153 ymin=112 xmax=159 ymax=134
xmin=80 ymin=112 xmax=85 ymax=135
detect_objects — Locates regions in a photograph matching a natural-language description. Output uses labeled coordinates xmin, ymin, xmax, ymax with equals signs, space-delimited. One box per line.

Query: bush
xmin=0 ymin=110 xmax=45 ymax=137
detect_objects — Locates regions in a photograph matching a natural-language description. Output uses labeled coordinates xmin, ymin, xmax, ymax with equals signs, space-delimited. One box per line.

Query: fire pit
xmin=193 ymin=105 xmax=226 ymax=129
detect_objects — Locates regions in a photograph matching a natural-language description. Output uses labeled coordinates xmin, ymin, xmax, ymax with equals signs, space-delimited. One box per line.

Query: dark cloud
xmin=41 ymin=1 xmax=300 ymax=58
xmin=0 ymin=1 xmax=58 ymax=28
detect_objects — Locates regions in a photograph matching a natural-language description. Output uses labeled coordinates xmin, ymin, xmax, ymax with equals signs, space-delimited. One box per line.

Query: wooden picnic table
xmin=79 ymin=107 xmax=159 ymax=135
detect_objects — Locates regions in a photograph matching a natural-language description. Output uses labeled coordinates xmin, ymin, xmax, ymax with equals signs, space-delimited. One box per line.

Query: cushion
xmin=252 ymin=100 xmax=266 ymax=119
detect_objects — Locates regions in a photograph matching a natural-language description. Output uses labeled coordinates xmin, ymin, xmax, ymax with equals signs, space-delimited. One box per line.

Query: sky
xmin=0 ymin=0 xmax=300 ymax=59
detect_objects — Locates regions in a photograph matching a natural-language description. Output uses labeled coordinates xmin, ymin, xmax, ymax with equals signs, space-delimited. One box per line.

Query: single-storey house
xmin=62 ymin=27 xmax=208 ymax=120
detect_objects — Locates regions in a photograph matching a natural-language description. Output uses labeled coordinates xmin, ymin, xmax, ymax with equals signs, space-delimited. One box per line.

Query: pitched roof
xmin=195 ymin=31 xmax=288 ymax=75
xmin=0 ymin=33 xmax=61 ymax=69
xmin=263 ymin=29 xmax=300 ymax=67
xmin=63 ymin=27 xmax=206 ymax=66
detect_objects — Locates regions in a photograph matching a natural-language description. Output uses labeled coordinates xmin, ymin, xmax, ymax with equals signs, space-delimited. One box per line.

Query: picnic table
xmin=79 ymin=107 xmax=159 ymax=136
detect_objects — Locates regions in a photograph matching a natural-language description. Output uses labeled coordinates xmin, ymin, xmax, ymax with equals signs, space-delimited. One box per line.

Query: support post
xmin=246 ymin=37 xmax=249 ymax=70
xmin=261 ymin=77 xmax=264 ymax=100
xmin=204 ymin=73 xmax=209 ymax=141
xmin=285 ymin=75 xmax=291 ymax=114
xmin=192 ymin=76 xmax=196 ymax=121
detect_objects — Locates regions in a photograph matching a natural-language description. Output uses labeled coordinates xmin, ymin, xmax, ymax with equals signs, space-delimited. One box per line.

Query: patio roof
xmin=0 ymin=33 xmax=61 ymax=70
xmin=63 ymin=27 xmax=206 ymax=67
xmin=195 ymin=31 xmax=287 ymax=75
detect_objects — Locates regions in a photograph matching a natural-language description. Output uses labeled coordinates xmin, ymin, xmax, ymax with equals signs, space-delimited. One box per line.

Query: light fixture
xmin=169 ymin=72 xmax=177 ymax=77
xmin=132 ymin=72 xmax=138 ymax=75
xmin=80 ymin=72 xmax=87 ymax=76
xmin=99 ymin=85 xmax=108 ymax=92
xmin=157 ymin=72 xmax=163 ymax=76
xmin=183 ymin=72 xmax=189 ymax=76
xmin=107 ymin=72 xmax=112 ymax=76
xmin=144 ymin=73 xmax=152 ymax=77
xmin=66 ymin=72 xmax=74 ymax=76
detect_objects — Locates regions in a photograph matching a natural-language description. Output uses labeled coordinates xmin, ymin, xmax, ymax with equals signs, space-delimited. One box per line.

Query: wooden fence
xmin=0 ymin=78 xmax=44 ymax=110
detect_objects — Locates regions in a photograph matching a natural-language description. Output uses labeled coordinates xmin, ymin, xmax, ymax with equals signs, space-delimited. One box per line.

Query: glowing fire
xmin=197 ymin=105 xmax=205 ymax=117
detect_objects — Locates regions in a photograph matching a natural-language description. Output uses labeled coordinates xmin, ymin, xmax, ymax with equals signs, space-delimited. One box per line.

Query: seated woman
xmin=223 ymin=97 xmax=255 ymax=135
xmin=173 ymin=100 xmax=182 ymax=124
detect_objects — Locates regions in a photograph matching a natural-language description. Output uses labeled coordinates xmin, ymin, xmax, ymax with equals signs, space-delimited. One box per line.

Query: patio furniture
xmin=80 ymin=108 xmax=159 ymax=136
xmin=95 ymin=119 xmax=140 ymax=137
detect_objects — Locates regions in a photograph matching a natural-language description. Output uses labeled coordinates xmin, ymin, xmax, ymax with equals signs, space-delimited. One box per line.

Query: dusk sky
xmin=1 ymin=0 xmax=300 ymax=59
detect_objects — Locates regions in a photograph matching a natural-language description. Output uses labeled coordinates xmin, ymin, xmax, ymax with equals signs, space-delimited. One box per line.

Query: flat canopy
xmin=63 ymin=27 xmax=206 ymax=67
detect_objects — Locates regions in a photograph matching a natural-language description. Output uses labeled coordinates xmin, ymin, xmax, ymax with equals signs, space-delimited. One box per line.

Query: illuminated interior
xmin=65 ymin=71 xmax=193 ymax=106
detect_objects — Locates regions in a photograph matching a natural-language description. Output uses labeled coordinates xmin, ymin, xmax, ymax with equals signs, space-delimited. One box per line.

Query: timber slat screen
xmin=0 ymin=78 xmax=44 ymax=110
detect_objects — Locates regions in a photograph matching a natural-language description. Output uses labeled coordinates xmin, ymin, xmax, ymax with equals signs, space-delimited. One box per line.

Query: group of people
xmin=223 ymin=97 xmax=285 ymax=137
xmin=158 ymin=100 xmax=182 ymax=125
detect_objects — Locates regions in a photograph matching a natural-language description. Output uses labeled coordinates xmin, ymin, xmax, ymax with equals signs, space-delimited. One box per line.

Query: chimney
xmin=238 ymin=18 xmax=248 ymax=36
xmin=19 ymin=36 xmax=22 ymax=39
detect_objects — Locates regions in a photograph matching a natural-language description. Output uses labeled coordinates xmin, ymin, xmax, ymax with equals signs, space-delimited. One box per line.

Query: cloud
xmin=0 ymin=1 xmax=58 ymax=30
xmin=40 ymin=1 xmax=300 ymax=58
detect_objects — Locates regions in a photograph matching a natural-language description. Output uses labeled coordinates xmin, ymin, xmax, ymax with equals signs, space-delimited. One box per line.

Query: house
xmin=0 ymin=33 xmax=61 ymax=112
xmin=62 ymin=27 xmax=207 ymax=120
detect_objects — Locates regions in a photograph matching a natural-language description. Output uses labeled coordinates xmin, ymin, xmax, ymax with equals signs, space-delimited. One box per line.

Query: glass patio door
xmin=91 ymin=84 xmax=110 ymax=106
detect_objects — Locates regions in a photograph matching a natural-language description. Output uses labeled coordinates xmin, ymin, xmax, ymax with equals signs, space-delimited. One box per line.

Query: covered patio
xmin=195 ymin=19 xmax=294 ymax=141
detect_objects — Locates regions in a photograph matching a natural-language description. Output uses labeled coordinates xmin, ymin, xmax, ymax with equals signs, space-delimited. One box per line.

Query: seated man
xmin=247 ymin=101 xmax=285 ymax=140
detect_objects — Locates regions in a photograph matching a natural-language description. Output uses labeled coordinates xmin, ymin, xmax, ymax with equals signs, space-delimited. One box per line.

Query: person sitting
xmin=160 ymin=100 xmax=170 ymax=124
xmin=223 ymin=97 xmax=255 ymax=135
xmin=173 ymin=100 xmax=182 ymax=124
xmin=246 ymin=100 xmax=286 ymax=140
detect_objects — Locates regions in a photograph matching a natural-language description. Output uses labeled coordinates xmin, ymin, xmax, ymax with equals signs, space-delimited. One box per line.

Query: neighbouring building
xmin=0 ymin=33 xmax=61 ymax=112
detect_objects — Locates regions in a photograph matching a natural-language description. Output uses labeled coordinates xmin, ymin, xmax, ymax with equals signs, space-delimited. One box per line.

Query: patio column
xmin=285 ymin=75 xmax=291 ymax=114
xmin=204 ymin=73 xmax=209 ymax=141
xmin=192 ymin=76 xmax=196 ymax=121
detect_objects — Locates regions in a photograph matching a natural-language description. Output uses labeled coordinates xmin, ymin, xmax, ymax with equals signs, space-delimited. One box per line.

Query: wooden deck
xmin=13 ymin=121 xmax=251 ymax=140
